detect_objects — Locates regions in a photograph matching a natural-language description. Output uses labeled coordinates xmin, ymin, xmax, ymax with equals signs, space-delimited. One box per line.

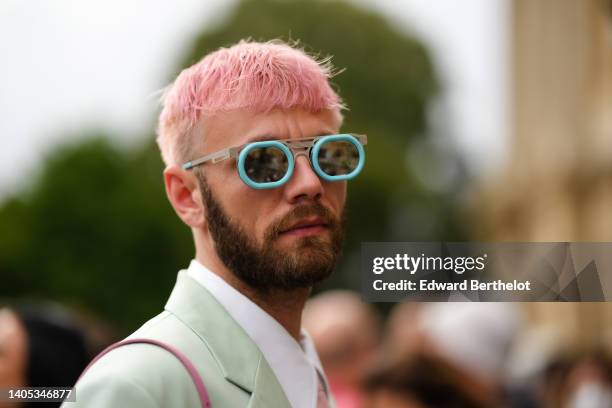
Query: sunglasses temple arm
xmin=182 ymin=148 xmax=233 ymax=170
xmin=353 ymin=134 xmax=367 ymax=146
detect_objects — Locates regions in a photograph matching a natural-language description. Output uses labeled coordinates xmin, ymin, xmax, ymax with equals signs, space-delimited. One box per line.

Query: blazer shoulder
xmin=70 ymin=311 xmax=250 ymax=407
xmin=63 ymin=368 xmax=161 ymax=408
xmin=128 ymin=310 xmax=224 ymax=373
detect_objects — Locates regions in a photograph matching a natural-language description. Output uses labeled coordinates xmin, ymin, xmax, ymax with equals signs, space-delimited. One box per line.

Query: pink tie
xmin=317 ymin=376 xmax=330 ymax=408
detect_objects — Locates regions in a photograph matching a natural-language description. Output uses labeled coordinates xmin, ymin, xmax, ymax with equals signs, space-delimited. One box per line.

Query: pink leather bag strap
xmin=77 ymin=338 xmax=212 ymax=408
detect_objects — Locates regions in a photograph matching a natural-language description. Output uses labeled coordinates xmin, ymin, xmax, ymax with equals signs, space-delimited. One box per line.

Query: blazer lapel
xmin=164 ymin=271 xmax=291 ymax=407
xmin=247 ymin=354 xmax=292 ymax=408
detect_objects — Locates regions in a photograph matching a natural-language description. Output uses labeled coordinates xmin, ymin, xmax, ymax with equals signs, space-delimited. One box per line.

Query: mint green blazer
xmin=63 ymin=271 xmax=293 ymax=407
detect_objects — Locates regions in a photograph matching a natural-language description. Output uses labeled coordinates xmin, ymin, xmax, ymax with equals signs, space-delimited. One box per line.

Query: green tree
xmin=0 ymin=136 xmax=192 ymax=330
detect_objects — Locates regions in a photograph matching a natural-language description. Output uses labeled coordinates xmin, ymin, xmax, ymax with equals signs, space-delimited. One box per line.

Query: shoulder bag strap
xmin=77 ymin=338 xmax=211 ymax=408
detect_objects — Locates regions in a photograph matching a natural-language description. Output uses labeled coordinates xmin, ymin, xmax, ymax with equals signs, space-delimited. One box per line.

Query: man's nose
xmin=283 ymin=154 xmax=324 ymax=204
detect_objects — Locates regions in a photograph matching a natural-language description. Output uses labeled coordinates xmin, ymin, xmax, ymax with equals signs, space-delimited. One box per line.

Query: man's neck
xmin=235 ymin=280 xmax=311 ymax=342
xmin=195 ymin=252 xmax=310 ymax=342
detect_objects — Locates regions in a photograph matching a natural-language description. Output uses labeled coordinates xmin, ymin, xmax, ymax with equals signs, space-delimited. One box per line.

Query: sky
xmin=0 ymin=0 xmax=509 ymax=199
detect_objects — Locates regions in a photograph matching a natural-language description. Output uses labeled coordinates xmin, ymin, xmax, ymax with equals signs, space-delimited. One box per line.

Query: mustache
xmin=267 ymin=203 xmax=340 ymax=239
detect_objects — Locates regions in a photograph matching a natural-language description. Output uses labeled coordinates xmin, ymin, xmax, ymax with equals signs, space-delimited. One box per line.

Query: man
xmin=65 ymin=40 xmax=366 ymax=408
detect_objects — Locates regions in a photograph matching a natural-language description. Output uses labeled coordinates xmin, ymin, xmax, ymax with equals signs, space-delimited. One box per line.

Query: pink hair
xmin=156 ymin=40 xmax=345 ymax=165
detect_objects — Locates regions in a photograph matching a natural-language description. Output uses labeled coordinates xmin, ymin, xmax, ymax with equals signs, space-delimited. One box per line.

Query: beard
xmin=196 ymin=171 xmax=346 ymax=292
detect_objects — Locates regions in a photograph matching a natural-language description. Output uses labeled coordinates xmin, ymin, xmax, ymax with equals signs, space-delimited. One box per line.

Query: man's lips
xmin=279 ymin=217 xmax=329 ymax=237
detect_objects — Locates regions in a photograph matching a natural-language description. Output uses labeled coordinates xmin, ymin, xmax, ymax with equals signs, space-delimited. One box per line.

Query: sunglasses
xmin=182 ymin=133 xmax=367 ymax=189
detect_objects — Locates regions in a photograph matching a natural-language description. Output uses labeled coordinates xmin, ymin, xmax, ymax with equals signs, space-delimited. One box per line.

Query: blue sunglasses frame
xmin=182 ymin=133 xmax=367 ymax=189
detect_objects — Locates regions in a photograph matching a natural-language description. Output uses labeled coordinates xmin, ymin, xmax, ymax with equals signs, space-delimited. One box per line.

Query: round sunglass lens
xmin=244 ymin=146 xmax=289 ymax=183
xmin=316 ymin=140 xmax=360 ymax=176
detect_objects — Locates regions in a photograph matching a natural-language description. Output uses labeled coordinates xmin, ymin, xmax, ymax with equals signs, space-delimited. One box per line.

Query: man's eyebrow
xmin=244 ymin=130 xmax=337 ymax=144
xmin=245 ymin=134 xmax=281 ymax=143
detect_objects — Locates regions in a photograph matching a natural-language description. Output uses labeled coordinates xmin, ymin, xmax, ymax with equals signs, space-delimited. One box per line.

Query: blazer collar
xmin=164 ymin=270 xmax=291 ymax=407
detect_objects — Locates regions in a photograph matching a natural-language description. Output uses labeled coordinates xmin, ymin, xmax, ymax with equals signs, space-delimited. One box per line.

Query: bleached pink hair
xmin=156 ymin=40 xmax=345 ymax=166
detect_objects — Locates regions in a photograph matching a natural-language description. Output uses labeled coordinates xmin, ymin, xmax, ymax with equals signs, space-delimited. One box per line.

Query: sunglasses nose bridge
xmin=292 ymin=149 xmax=309 ymax=158
xmin=290 ymin=147 xmax=317 ymax=176
xmin=288 ymin=144 xmax=312 ymax=159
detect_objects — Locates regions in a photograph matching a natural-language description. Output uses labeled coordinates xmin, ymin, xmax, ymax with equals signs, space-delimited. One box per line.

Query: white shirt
xmin=187 ymin=260 xmax=329 ymax=408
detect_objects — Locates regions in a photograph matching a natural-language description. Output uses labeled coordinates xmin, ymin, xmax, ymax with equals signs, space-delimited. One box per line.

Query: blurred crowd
xmin=1 ymin=297 xmax=611 ymax=408
xmin=303 ymin=294 xmax=612 ymax=408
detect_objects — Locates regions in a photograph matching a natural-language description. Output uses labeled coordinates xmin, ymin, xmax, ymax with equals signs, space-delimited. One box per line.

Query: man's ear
xmin=163 ymin=165 xmax=205 ymax=228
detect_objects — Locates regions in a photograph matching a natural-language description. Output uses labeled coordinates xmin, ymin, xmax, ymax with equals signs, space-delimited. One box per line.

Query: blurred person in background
xmin=70 ymin=39 xmax=366 ymax=408
xmin=419 ymin=303 xmax=523 ymax=406
xmin=562 ymin=350 xmax=612 ymax=408
xmin=383 ymin=302 xmax=426 ymax=360
xmin=362 ymin=352 xmax=494 ymax=408
xmin=0 ymin=308 xmax=26 ymax=408
xmin=383 ymin=302 xmax=523 ymax=407
xmin=0 ymin=303 xmax=89 ymax=408
xmin=303 ymin=290 xmax=381 ymax=408
xmin=538 ymin=355 xmax=573 ymax=408
xmin=538 ymin=350 xmax=612 ymax=408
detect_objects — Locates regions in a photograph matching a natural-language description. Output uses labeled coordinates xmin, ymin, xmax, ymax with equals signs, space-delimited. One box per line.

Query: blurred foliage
xmin=0 ymin=0 xmax=466 ymax=332
xmin=0 ymin=136 xmax=191 ymax=330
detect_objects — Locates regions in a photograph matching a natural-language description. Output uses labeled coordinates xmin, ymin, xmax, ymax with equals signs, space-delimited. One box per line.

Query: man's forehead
xmin=199 ymin=108 xmax=340 ymax=150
